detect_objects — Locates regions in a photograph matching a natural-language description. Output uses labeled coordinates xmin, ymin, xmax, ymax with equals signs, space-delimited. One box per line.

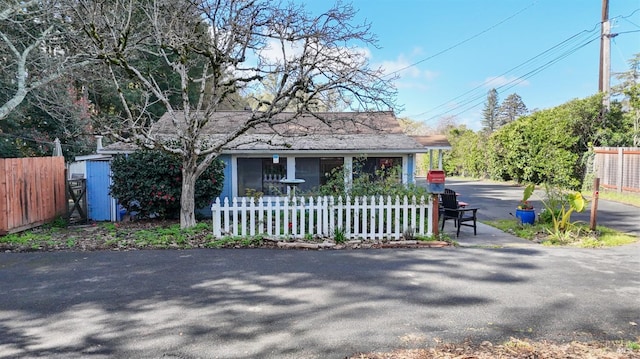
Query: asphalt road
xmin=440 ymin=179 xmax=640 ymax=237
xmin=1 ymin=244 xmax=639 ymax=358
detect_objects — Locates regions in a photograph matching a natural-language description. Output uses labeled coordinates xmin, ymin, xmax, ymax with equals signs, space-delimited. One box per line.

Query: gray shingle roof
xmin=100 ymin=111 xmax=450 ymax=154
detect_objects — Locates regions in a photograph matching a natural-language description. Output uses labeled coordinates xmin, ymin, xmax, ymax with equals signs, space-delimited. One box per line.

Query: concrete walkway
xmin=443 ymin=222 xmax=537 ymax=248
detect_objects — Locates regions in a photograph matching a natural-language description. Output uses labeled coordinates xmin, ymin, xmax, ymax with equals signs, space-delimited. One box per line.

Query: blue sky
xmin=303 ymin=1 xmax=640 ymax=130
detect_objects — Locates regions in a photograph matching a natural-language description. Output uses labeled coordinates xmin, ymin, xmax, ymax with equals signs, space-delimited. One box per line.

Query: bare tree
xmin=435 ymin=115 xmax=459 ymax=135
xmin=0 ymin=0 xmax=94 ymax=121
xmin=397 ymin=117 xmax=433 ymax=135
xmin=75 ymin=0 xmax=397 ymax=228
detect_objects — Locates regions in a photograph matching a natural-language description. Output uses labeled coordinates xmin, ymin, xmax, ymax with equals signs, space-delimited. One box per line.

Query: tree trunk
xmin=180 ymin=166 xmax=198 ymax=229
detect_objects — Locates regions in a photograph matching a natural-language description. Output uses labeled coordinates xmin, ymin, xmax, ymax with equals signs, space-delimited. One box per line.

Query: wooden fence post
xmin=590 ymin=178 xmax=600 ymax=231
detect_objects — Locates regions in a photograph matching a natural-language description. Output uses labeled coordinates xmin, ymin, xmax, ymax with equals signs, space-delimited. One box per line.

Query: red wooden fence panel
xmin=0 ymin=157 xmax=66 ymax=235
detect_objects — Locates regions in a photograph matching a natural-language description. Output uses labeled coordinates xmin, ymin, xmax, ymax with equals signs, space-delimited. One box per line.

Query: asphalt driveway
xmin=1 ymin=243 xmax=639 ymax=358
xmin=439 ymin=179 xmax=640 ymax=237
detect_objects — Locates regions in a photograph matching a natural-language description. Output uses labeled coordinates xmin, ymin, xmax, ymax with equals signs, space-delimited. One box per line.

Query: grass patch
xmin=0 ymin=231 xmax=51 ymax=245
xmin=206 ymin=236 xmax=263 ymax=248
xmin=627 ymin=341 xmax=640 ymax=351
xmin=578 ymin=226 xmax=638 ymax=248
xmin=484 ymin=219 xmax=637 ymax=247
xmin=483 ymin=219 xmax=542 ymax=241
xmin=415 ymin=233 xmax=455 ymax=244
xmin=133 ymin=222 xmax=211 ymax=248
xmin=593 ymin=189 xmax=640 ymax=207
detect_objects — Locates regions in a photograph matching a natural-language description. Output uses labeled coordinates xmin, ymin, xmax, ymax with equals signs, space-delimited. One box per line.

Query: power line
xmin=401 ymin=8 xmax=639 ymax=123
xmin=383 ymin=1 xmax=538 ymax=79
xmin=413 ymin=32 xmax=601 ymax=123
xmin=411 ymin=25 xmax=600 ymax=118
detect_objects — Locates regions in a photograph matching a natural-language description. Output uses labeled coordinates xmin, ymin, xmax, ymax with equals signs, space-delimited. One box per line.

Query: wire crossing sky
xmin=304 ymin=0 xmax=640 ymax=130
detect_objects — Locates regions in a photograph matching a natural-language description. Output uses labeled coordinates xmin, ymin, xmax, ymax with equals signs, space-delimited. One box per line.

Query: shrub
xmin=110 ymin=150 xmax=225 ymax=219
xmin=315 ymin=159 xmax=429 ymax=199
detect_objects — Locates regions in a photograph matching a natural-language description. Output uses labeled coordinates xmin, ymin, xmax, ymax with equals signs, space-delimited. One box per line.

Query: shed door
xmin=87 ymin=161 xmax=112 ymax=221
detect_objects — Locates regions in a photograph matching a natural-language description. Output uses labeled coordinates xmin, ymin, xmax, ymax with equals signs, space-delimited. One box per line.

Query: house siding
xmin=219 ymin=155 xmax=233 ymax=200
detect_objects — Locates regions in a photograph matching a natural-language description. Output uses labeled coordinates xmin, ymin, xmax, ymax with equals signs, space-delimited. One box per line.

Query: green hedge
xmin=110 ymin=150 xmax=225 ymax=219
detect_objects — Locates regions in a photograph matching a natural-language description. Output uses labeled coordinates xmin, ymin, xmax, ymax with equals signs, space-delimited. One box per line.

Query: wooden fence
xmin=593 ymin=147 xmax=640 ymax=193
xmin=0 ymin=157 xmax=67 ymax=235
xmin=211 ymin=195 xmax=433 ymax=239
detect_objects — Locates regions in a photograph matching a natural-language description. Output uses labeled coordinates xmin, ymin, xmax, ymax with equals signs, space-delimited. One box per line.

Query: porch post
xmin=344 ymin=156 xmax=353 ymax=191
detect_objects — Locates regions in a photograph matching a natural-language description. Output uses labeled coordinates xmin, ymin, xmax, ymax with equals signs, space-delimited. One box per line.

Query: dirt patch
xmin=1 ymin=219 xmax=451 ymax=252
xmin=349 ymin=338 xmax=640 ymax=358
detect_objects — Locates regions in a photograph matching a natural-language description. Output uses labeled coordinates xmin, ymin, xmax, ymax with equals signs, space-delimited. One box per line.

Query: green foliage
xmin=132 ymin=222 xmax=211 ymax=248
xmin=522 ymin=183 xmax=535 ymax=202
xmin=498 ymin=93 xmax=528 ymax=126
xmin=486 ymin=95 xmax=630 ymax=189
xmin=485 ymin=219 xmax=637 ymax=248
xmin=443 ymin=126 xmax=488 ymax=178
xmin=49 ymin=216 xmax=68 ymax=229
xmin=538 ymin=208 xmax=561 ymax=225
xmin=315 ymin=159 xmax=429 ymax=199
xmin=626 ymin=341 xmax=640 ymax=351
xmin=482 ymin=88 xmax=499 ymax=133
xmin=485 ymin=219 xmax=542 ymax=241
xmin=333 ymin=227 xmax=346 ymax=243
xmin=538 ymin=183 xmax=588 ymax=239
xmin=206 ymin=236 xmax=263 ymax=248
xmin=517 ymin=183 xmax=535 ymax=209
xmin=244 ymin=188 xmax=264 ymax=201
xmin=110 ymin=150 xmax=225 ymax=219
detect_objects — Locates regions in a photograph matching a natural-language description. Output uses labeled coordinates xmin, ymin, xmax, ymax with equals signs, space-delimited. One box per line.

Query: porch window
xmin=354 ymin=157 xmax=402 ymax=180
xmin=237 ymin=158 xmax=288 ymax=196
xmin=295 ymin=157 xmax=343 ymax=192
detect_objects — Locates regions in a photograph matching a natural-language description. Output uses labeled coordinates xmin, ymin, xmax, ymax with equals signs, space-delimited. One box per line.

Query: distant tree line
xmin=444 ymin=94 xmax=635 ymax=190
xmin=481 ymin=89 xmax=528 ymax=133
xmin=442 ymin=54 xmax=639 ymax=191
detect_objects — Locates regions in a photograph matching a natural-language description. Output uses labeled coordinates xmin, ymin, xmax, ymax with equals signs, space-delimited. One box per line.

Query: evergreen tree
xmin=613 ymin=53 xmax=640 ymax=146
xmin=498 ymin=93 xmax=528 ymax=126
xmin=481 ymin=88 xmax=499 ymax=133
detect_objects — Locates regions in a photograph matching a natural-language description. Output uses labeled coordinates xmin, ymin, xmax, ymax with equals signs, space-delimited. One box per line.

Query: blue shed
xmin=86 ymin=159 xmax=115 ymax=221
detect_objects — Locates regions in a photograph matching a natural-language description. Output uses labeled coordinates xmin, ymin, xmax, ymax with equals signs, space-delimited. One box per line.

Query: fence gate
xmin=67 ymin=178 xmax=87 ymax=224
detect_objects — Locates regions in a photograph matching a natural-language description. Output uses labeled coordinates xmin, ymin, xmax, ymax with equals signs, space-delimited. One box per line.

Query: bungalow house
xmin=77 ymin=110 xmax=450 ymax=220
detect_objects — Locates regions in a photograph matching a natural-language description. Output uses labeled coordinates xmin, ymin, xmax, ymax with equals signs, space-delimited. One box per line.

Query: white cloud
xmin=482 ymin=75 xmax=530 ymax=88
xmin=377 ymin=54 xmax=438 ymax=83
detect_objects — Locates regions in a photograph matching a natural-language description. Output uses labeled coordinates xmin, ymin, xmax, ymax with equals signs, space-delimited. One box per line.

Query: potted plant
xmin=515 ymin=183 xmax=536 ymax=225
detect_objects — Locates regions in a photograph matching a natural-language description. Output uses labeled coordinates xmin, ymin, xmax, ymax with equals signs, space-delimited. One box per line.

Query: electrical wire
xmin=413 ymin=26 xmax=601 ymax=118
xmin=421 ymin=34 xmax=602 ymax=123
xmin=383 ymin=1 xmax=538 ymax=79
xmin=409 ymin=29 xmax=600 ymax=122
xmin=399 ymin=8 xmax=639 ymax=123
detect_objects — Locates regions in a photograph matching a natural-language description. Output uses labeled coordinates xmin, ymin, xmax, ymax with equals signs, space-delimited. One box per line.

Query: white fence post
xmin=211 ymin=198 xmax=221 ymax=237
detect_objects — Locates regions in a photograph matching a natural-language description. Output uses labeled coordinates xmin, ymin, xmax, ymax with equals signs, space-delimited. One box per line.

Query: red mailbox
xmin=426 ymin=170 xmax=446 ymax=193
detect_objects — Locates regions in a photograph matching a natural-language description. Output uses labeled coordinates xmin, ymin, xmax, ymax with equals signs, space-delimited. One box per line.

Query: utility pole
xmin=599 ymin=0 xmax=611 ymax=110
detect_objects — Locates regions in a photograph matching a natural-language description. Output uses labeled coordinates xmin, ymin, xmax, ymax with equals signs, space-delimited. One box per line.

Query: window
xmin=295 ymin=157 xmax=343 ymax=193
xmin=354 ymin=157 xmax=402 ymax=180
xmin=237 ymin=158 xmax=288 ymax=196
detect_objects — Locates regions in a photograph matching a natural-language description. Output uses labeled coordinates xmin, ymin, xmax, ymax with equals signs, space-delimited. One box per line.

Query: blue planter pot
xmin=515 ymin=208 xmax=535 ymax=225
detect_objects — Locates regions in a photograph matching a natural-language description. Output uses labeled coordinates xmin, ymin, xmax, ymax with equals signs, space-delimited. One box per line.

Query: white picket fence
xmin=211 ymin=195 xmax=433 ymax=240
